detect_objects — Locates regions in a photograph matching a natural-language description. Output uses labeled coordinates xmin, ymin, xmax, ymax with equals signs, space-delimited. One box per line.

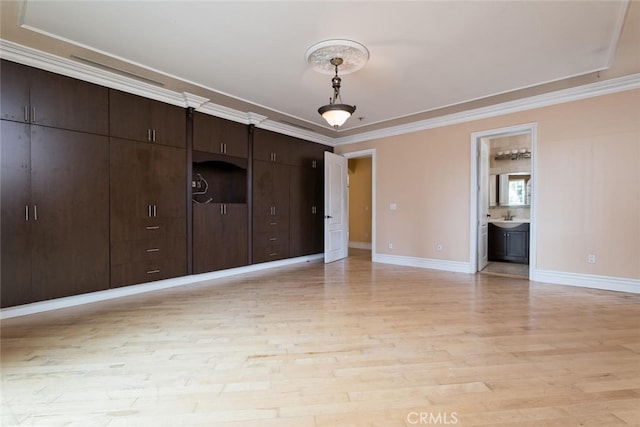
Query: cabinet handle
xmin=269 ymin=222 xmax=277 ymax=226
xmin=23 ymin=106 xmax=29 ymax=122
xmin=31 ymin=107 xmax=36 ymax=123
xmin=153 ymin=205 xmax=157 ymax=217
xmin=269 ymin=253 xmax=277 ymax=257
xmin=220 ymin=142 xmax=224 ymax=154
xmin=25 ymin=205 xmax=29 ymax=221
xmin=148 ymin=204 xmax=152 ymax=217
xmin=146 ymin=248 xmax=160 ymax=253
xmin=146 ymin=226 xmax=160 ymax=230
xmin=220 ymin=204 xmax=224 ymax=215
xmin=312 ymin=160 xmax=317 ymax=168
xmin=33 ymin=204 xmax=38 ymax=221
xmin=146 ymin=269 xmax=160 ymax=274
xmin=223 ymin=204 xmax=227 ymax=214
xmin=147 ymin=129 xmax=152 ymax=141
xmin=269 ymin=237 xmax=277 ymax=241
xmin=152 ymin=129 xmax=156 ymax=142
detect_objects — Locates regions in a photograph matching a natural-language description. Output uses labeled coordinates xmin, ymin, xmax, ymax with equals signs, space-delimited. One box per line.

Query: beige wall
xmin=348 ymin=158 xmax=372 ymax=244
xmin=336 ymin=89 xmax=640 ymax=280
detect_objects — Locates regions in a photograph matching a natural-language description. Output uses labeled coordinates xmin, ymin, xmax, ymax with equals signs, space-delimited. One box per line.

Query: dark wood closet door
xmin=193 ymin=113 xmax=248 ymax=158
xmin=151 ymin=143 xmax=187 ymax=219
xmin=29 ymin=68 xmax=109 ymax=135
xmin=0 ymin=60 xmax=30 ymax=123
xmin=109 ymin=90 xmax=152 ymax=143
xmin=149 ymin=101 xmax=186 ymax=148
xmin=30 ymin=125 xmax=110 ymax=301
xmin=0 ymin=121 xmax=32 ymax=307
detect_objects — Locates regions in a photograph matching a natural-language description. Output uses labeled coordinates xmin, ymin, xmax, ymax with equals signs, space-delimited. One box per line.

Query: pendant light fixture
xmin=318 ymin=58 xmax=356 ymax=128
xmin=305 ymin=39 xmax=369 ymax=130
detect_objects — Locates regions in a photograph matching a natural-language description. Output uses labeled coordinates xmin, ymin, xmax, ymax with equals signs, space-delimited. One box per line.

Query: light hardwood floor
xmin=2 ymin=250 xmax=639 ymax=426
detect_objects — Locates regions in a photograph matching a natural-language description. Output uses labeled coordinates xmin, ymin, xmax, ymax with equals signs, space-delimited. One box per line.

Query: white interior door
xmin=324 ymin=151 xmax=348 ymax=263
xmin=478 ymin=138 xmax=490 ymax=270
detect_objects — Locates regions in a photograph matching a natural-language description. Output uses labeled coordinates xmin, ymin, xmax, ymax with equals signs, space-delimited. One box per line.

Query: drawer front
xmin=111 ymin=217 xmax=185 ymax=242
xmin=111 ymin=237 xmax=186 ymax=265
xmin=110 ymin=257 xmax=186 ymax=288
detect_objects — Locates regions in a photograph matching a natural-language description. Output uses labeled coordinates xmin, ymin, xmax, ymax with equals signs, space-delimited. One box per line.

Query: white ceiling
xmin=12 ymin=1 xmax=630 ymax=135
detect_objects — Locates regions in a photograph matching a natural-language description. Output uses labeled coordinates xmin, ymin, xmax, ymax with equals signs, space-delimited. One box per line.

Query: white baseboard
xmin=532 ymin=269 xmax=640 ymax=294
xmin=0 ymin=254 xmax=323 ymax=320
xmin=374 ymin=253 xmax=472 ymax=274
xmin=349 ymin=241 xmax=372 ymax=250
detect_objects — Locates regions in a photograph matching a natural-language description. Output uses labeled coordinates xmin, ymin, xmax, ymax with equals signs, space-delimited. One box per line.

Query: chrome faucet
xmin=504 ymin=210 xmax=514 ymax=220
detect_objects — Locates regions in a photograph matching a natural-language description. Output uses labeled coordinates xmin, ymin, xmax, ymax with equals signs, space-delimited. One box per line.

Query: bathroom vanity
xmin=488 ymin=220 xmax=530 ymax=264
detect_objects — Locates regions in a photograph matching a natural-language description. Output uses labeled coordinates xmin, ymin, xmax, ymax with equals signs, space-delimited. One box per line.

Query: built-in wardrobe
xmin=0 ymin=59 xmax=332 ymax=308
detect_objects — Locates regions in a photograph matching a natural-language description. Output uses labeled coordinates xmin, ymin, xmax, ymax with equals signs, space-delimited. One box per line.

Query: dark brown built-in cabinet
xmin=1 ymin=60 xmax=110 ymax=307
xmin=0 ymin=59 xmax=332 ymax=308
xmin=191 ymin=112 xmax=249 ymax=273
xmin=488 ymin=222 xmax=530 ymax=264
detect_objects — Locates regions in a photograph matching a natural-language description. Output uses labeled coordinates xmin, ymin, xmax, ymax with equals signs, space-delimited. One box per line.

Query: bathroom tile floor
xmin=481 ymin=261 xmax=529 ymax=278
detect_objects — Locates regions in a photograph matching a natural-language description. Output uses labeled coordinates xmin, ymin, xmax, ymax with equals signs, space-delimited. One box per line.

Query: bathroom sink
xmin=489 ymin=219 xmax=530 ymax=229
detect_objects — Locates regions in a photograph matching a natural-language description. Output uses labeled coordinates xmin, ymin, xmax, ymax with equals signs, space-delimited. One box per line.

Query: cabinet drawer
xmin=110 ymin=257 xmax=186 ymax=288
xmin=253 ymin=241 xmax=290 ymax=263
xmin=111 ymin=217 xmax=185 ymax=241
xmin=111 ymin=237 xmax=186 ymax=265
xmin=253 ymin=215 xmax=289 ymax=233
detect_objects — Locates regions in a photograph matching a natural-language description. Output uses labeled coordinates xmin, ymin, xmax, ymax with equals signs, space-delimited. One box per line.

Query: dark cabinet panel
xmin=253 ymin=159 xmax=290 ymax=263
xmin=0 ymin=59 xmax=109 ymax=135
xmin=0 ymin=121 xmax=32 ymax=307
xmin=110 ymin=138 xmax=187 ymax=287
xmin=193 ymin=203 xmax=248 ymax=273
xmin=109 ymin=90 xmax=186 ymax=147
xmin=488 ymin=223 xmax=529 ymax=264
xmin=253 ymin=128 xmax=293 ymax=164
xmin=193 ymin=112 xmax=248 ymax=158
xmin=1 ymin=122 xmax=110 ymax=307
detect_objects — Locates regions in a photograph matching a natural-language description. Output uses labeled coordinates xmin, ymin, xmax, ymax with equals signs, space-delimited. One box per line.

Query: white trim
xmin=2 ymin=39 xmax=639 ymax=148
xmin=335 ymin=73 xmax=640 ymax=146
xmin=349 ymin=241 xmax=372 ymax=250
xmin=0 ymin=254 xmax=323 ymax=320
xmin=375 ymin=254 xmax=472 ymax=274
xmin=533 ymin=270 xmax=640 ymax=294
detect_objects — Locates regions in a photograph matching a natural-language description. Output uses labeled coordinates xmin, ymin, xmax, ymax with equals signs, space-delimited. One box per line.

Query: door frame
xmin=469 ymin=123 xmax=537 ymax=279
xmin=343 ymin=149 xmax=376 ymax=261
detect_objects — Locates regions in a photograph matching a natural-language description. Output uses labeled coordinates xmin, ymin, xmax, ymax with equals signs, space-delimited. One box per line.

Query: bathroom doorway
xmin=469 ymin=124 xmax=537 ymax=279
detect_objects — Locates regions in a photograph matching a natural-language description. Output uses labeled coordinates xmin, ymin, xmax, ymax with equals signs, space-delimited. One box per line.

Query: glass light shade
xmin=318 ymin=104 xmax=356 ymax=128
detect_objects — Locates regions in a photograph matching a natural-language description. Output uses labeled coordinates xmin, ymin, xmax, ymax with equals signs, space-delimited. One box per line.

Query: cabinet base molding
xmin=0 ymin=254 xmax=323 ymax=320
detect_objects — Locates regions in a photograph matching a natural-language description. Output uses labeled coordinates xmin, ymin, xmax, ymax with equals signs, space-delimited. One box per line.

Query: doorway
xmin=344 ymin=149 xmax=376 ymax=260
xmin=469 ymin=124 xmax=537 ymax=279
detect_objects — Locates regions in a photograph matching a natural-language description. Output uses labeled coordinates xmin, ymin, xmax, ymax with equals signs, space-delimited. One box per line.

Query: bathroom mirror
xmin=498 ymin=172 xmax=531 ymax=206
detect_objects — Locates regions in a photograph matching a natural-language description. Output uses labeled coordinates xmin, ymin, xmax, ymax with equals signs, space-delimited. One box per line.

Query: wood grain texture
xmin=2 ymin=250 xmax=639 ymax=426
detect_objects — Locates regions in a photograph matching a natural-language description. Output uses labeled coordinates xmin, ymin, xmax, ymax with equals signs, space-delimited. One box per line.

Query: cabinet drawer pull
xmin=146 ymin=248 xmax=160 ymax=252
xmin=146 ymin=226 xmax=160 ymax=230
xmin=269 ymin=253 xmax=277 ymax=257
xmin=269 ymin=222 xmax=277 ymax=226
xmin=269 ymin=237 xmax=277 ymax=241
xmin=146 ymin=269 xmax=160 ymax=274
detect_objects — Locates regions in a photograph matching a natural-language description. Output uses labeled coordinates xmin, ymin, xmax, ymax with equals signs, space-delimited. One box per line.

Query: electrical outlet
xmin=436 ymin=244 xmax=443 ymax=252
xmin=587 ymin=254 xmax=596 ymax=264
xmin=388 ymin=243 xmax=393 ymax=250
xmin=390 ymin=203 xmax=397 ymax=211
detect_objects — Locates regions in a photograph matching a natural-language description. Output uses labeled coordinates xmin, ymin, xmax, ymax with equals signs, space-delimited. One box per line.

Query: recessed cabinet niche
xmin=192 ymin=113 xmax=249 ymax=274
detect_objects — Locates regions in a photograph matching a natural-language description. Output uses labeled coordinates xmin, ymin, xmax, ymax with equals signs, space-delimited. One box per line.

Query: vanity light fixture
xmin=317 ymin=57 xmax=356 ymax=129
xmin=495 ymin=148 xmax=531 ymax=161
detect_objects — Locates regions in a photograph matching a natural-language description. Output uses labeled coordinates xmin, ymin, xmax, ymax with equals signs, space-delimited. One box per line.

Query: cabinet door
xmin=193 ymin=203 xmax=247 ymax=273
xmin=30 ymin=68 xmax=109 ymax=135
xmin=253 ymin=128 xmax=292 ymax=164
xmin=0 ymin=121 xmax=32 ymax=307
xmin=289 ymin=165 xmax=316 ymax=257
xmin=193 ymin=113 xmax=247 ymax=158
xmin=30 ymin=125 xmax=110 ymax=301
xmin=488 ymin=225 xmax=507 ymax=260
xmin=109 ymin=90 xmax=152 ymax=143
xmin=149 ymin=100 xmax=186 ymax=148
xmin=152 ymin=143 xmax=186 ymax=219
xmin=507 ymin=231 xmax=528 ymax=260
xmin=0 ymin=60 xmax=30 ymax=123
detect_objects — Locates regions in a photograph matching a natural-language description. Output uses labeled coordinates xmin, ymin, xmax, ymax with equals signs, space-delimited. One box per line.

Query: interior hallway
xmin=2 ymin=249 xmax=639 ymax=426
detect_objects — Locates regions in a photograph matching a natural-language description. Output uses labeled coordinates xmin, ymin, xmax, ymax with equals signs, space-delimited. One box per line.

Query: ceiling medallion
xmin=305 ymin=39 xmax=369 ymax=75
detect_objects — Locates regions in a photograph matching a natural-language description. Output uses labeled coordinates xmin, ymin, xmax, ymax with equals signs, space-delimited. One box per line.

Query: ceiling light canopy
xmin=306 ymin=39 xmax=368 ymax=129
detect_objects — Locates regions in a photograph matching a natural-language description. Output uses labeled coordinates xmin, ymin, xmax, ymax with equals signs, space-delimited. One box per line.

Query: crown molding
xmin=335 ymin=72 xmax=640 ymax=146
xmin=2 ymin=38 xmax=637 ymax=148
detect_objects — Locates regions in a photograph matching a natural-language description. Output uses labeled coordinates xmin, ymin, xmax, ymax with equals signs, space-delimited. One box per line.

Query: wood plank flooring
xmin=2 ymin=250 xmax=639 ymax=426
